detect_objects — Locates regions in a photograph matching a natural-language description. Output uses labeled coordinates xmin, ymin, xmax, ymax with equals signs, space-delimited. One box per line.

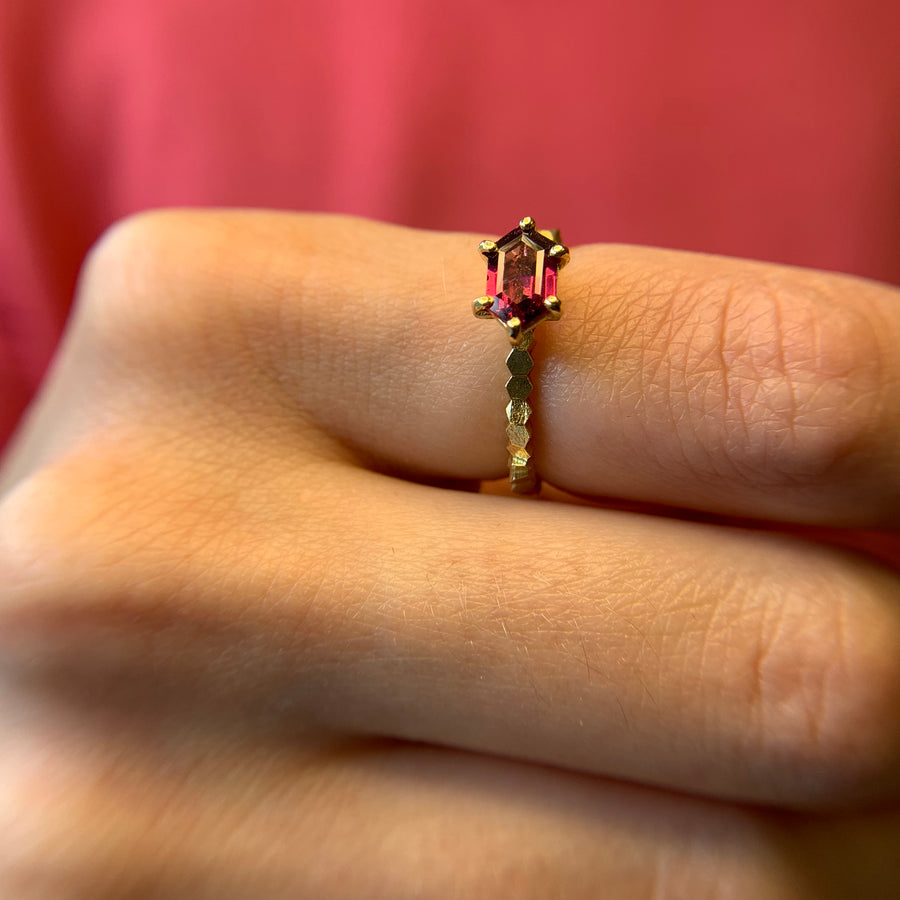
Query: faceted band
xmin=506 ymin=330 xmax=539 ymax=493
xmin=473 ymin=217 xmax=569 ymax=495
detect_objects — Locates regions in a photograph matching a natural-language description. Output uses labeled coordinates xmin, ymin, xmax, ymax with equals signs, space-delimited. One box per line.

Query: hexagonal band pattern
xmin=505 ymin=331 xmax=539 ymax=493
xmin=474 ymin=218 xmax=568 ymax=496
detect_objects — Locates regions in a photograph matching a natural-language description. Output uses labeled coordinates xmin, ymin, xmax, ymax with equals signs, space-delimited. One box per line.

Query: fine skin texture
xmin=1 ymin=210 xmax=900 ymax=897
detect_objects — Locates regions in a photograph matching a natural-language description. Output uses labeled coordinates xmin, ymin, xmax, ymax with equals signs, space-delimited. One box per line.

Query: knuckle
xmin=741 ymin=564 xmax=900 ymax=804
xmin=708 ymin=272 xmax=888 ymax=491
xmin=0 ymin=721 xmax=154 ymax=899
xmin=0 ymin=741 xmax=93 ymax=898
xmin=575 ymin=257 xmax=893 ymax=516
xmin=70 ymin=209 xmax=293 ymax=431
xmin=0 ymin=448 xmax=185 ymax=684
xmin=77 ymin=210 xmax=260 ymax=370
xmin=0 ymin=436 xmax=297 ymax=713
xmin=80 ymin=208 xmax=190 ymax=325
xmin=1 ymin=461 xmax=119 ymax=665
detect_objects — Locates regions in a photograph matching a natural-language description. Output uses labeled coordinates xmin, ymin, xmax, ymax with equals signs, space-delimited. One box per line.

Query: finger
xmin=4 ymin=712 xmax=899 ymax=900
xmin=3 ymin=442 xmax=900 ymax=811
xmin=30 ymin=208 xmax=896 ymax=528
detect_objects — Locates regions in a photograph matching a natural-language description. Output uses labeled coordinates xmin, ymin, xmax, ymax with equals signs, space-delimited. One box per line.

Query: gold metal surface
xmin=504 ymin=330 xmax=539 ymax=493
xmin=549 ymin=244 xmax=570 ymax=268
xmin=506 ymin=399 xmax=532 ymax=425
xmin=505 ymin=347 xmax=534 ymax=376
xmin=473 ymin=218 xmax=570 ymax=496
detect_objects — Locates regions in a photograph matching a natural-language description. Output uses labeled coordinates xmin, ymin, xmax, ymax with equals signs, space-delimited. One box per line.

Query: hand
xmin=2 ymin=211 xmax=899 ymax=898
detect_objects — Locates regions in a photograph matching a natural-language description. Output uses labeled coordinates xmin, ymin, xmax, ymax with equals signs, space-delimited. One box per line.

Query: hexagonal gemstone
xmin=486 ymin=225 xmax=559 ymax=331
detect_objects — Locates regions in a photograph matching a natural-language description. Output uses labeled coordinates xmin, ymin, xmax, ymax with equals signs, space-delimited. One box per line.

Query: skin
xmin=1 ymin=210 xmax=899 ymax=898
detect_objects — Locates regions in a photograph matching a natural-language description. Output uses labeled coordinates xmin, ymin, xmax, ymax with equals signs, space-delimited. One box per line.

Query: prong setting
xmin=472 ymin=218 xmax=567 ymax=495
xmin=473 ymin=295 xmax=493 ymax=318
xmin=548 ymin=244 xmax=570 ymax=268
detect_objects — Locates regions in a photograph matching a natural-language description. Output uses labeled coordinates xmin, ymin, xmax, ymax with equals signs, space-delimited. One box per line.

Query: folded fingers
xmin=3 ymin=716 xmax=899 ymax=900
xmin=4 ymin=209 xmax=900 ymax=816
xmin=3 ymin=437 xmax=899 ymax=809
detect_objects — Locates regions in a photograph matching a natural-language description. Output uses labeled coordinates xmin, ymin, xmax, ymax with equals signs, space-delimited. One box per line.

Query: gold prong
xmin=539 ymin=229 xmax=561 ymax=242
xmin=518 ymin=216 xmax=535 ymax=233
xmin=543 ymin=295 xmax=562 ymax=320
xmin=473 ymin=296 xmax=493 ymax=318
xmin=549 ymin=244 xmax=570 ymax=268
xmin=478 ymin=239 xmax=498 ymax=258
xmin=507 ymin=317 xmax=522 ymax=343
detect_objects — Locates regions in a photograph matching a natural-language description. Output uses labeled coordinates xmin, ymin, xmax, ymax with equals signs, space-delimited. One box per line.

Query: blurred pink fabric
xmin=2 ymin=0 xmax=899 ymax=448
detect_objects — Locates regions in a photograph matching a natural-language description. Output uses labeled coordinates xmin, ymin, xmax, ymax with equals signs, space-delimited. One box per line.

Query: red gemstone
xmin=487 ymin=224 xmax=558 ymax=331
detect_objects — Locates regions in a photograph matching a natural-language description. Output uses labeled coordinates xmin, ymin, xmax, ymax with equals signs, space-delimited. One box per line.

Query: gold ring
xmin=473 ymin=216 xmax=570 ymax=495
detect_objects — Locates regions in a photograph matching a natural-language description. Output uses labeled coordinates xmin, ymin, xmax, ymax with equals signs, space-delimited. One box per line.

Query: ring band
xmin=473 ymin=216 xmax=570 ymax=494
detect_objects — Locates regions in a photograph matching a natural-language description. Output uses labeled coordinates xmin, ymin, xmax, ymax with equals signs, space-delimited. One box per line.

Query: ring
xmin=473 ymin=216 xmax=570 ymax=495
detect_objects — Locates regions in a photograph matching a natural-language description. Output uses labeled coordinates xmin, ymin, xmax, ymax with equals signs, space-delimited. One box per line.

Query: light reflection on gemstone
xmin=487 ymin=226 xmax=558 ymax=331
xmin=501 ymin=242 xmax=534 ymax=306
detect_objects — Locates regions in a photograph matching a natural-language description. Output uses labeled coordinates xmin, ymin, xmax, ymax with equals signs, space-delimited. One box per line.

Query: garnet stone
xmin=486 ymin=223 xmax=558 ymax=331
